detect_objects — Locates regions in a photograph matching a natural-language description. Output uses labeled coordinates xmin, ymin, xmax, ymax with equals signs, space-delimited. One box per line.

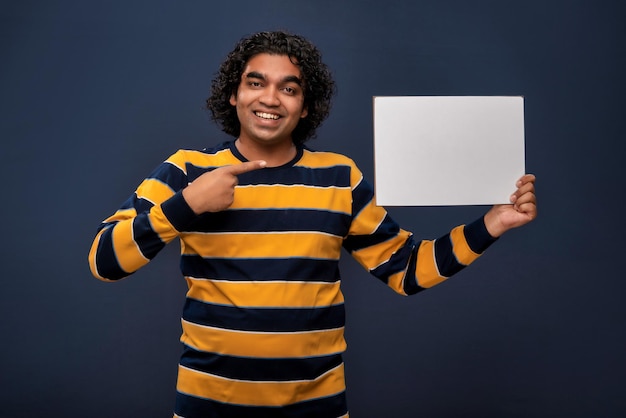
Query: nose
xmin=259 ymin=86 xmax=280 ymax=107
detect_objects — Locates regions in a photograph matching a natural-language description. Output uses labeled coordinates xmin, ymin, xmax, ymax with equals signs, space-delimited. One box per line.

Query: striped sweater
xmin=88 ymin=141 xmax=496 ymax=417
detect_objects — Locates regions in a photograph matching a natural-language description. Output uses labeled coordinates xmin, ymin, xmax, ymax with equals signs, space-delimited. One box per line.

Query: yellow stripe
xmin=167 ymin=148 xmax=241 ymax=170
xmin=350 ymin=231 xmax=411 ymax=271
xmin=181 ymin=321 xmax=346 ymax=358
xmin=148 ymin=203 xmax=181 ymax=242
xmin=111 ymin=220 xmax=149 ymax=272
xmin=231 ymin=184 xmax=351 ymax=213
xmin=176 ymin=363 xmax=346 ymax=407
xmin=182 ymin=231 xmax=343 ymax=259
xmin=386 ymin=270 xmax=408 ymax=296
xmin=347 ymin=199 xmax=387 ymax=235
xmin=186 ymin=279 xmax=344 ymax=308
xmin=103 ymin=207 xmax=136 ymax=224
xmin=415 ymin=240 xmax=446 ymax=288
xmin=298 ymin=149 xmax=354 ymax=168
xmin=450 ymin=225 xmax=481 ymax=265
xmin=136 ymin=178 xmax=175 ymax=204
xmin=88 ymin=228 xmax=111 ymax=281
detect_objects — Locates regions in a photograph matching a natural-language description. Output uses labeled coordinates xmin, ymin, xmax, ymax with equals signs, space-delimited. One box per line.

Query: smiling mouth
xmin=255 ymin=111 xmax=280 ymax=120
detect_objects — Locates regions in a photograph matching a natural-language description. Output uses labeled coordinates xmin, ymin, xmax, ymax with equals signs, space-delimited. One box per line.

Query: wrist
xmin=182 ymin=187 xmax=202 ymax=215
xmin=483 ymin=209 xmax=506 ymax=238
xmin=162 ymin=191 xmax=198 ymax=230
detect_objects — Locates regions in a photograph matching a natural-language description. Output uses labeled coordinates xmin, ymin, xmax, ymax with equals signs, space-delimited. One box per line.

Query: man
xmin=88 ymin=31 xmax=536 ymax=417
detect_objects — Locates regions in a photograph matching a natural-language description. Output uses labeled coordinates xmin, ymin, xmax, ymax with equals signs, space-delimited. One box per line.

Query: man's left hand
xmin=484 ymin=174 xmax=537 ymax=238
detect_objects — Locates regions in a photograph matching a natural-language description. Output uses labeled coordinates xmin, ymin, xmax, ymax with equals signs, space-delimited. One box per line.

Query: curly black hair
xmin=206 ymin=31 xmax=336 ymax=145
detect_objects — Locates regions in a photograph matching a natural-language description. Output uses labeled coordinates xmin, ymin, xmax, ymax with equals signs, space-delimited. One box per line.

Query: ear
xmin=300 ymin=105 xmax=308 ymax=119
xmin=229 ymin=92 xmax=237 ymax=106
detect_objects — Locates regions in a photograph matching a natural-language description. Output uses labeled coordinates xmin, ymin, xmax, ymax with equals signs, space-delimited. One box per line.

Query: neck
xmin=235 ymin=138 xmax=297 ymax=167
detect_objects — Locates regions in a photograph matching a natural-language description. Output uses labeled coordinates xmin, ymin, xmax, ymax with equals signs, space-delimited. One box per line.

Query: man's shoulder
xmin=166 ymin=141 xmax=235 ymax=167
xmin=301 ymin=147 xmax=358 ymax=168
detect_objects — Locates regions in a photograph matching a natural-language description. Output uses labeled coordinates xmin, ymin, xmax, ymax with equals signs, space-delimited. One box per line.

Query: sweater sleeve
xmin=88 ymin=151 xmax=198 ymax=281
xmin=342 ymin=167 xmax=497 ymax=296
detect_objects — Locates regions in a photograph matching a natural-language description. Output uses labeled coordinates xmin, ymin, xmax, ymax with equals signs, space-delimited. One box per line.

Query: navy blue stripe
xmin=183 ymin=299 xmax=345 ymax=332
xmin=185 ymin=162 xmax=351 ymax=188
xmin=351 ymin=177 xmax=374 ymax=217
xmin=201 ymin=141 xmax=231 ymax=154
xmin=185 ymin=209 xmax=350 ymax=235
xmin=434 ymin=234 xmax=465 ymax=277
xmin=237 ymin=164 xmax=351 ymax=188
xmin=94 ymin=227 xmax=129 ymax=280
xmin=181 ymin=255 xmax=341 ymax=282
xmin=464 ymin=217 xmax=498 ymax=253
xmin=402 ymin=245 xmax=425 ymax=295
xmin=180 ymin=344 xmax=343 ymax=381
xmin=132 ymin=214 xmax=166 ymax=259
xmin=161 ymin=191 xmax=198 ymax=232
xmin=185 ymin=164 xmax=215 ymax=182
xmin=116 ymin=194 xmax=153 ymax=213
xmin=175 ymin=390 xmax=348 ymax=418
xmin=343 ymin=214 xmax=400 ymax=253
xmin=369 ymin=235 xmax=414 ymax=280
xmin=148 ymin=160 xmax=187 ymax=189
xmin=133 ymin=196 xmax=154 ymax=213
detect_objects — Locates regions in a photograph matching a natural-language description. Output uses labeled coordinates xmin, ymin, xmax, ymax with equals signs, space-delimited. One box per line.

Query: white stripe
xmin=237 ymin=183 xmax=350 ymax=191
xmin=181 ymin=318 xmax=344 ymax=336
xmin=187 ymin=230 xmax=342 ymax=238
xmin=186 ymin=277 xmax=340 ymax=286
xmin=165 ymin=159 xmax=185 ymax=173
xmin=353 ymin=173 xmax=363 ymax=190
xmin=130 ymin=218 xmax=150 ymax=262
xmin=431 ymin=239 xmax=446 ymax=279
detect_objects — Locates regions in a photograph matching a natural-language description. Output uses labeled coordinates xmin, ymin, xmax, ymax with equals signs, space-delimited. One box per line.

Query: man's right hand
xmin=182 ymin=160 xmax=267 ymax=214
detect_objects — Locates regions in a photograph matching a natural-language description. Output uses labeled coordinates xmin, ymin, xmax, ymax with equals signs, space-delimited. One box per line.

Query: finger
xmin=511 ymin=186 xmax=535 ymax=204
xmin=513 ymin=190 xmax=536 ymax=206
xmin=515 ymin=181 xmax=535 ymax=196
xmin=511 ymin=175 xmax=536 ymax=203
xmin=223 ymin=160 xmax=267 ymax=176
xmin=515 ymin=201 xmax=538 ymax=219
xmin=516 ymin=173 xmax=536 ymax=187
xmin=512 ymin=185 xmax=537 ymax=210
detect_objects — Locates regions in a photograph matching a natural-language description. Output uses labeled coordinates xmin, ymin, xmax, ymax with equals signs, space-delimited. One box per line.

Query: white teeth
xmin=255 ymin=112 xmax=279 ymax=120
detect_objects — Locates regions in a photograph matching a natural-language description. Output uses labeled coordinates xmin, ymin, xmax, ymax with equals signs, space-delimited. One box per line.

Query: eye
xmin=283 ymin=86 xmax=298 ymax=95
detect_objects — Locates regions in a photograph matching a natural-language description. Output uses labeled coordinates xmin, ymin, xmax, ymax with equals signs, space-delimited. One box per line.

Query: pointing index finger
xmin=224 ymin=160 xmax=267 ymax=176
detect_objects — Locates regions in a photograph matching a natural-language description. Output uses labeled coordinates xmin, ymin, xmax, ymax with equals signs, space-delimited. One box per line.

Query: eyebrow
xmin=245 ymin=71 xmax=303 ymax=86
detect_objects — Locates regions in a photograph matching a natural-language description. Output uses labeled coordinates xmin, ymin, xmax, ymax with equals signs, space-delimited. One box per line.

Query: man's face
xmin=230 ymin=53 xmax=308 ymax=147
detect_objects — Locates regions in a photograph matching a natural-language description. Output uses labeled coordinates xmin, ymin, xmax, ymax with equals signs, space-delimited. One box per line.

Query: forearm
xmin=88 ymin=192 xmax=197 ymax=281
xmin=408 ymin=217 xmax=497 ymax=291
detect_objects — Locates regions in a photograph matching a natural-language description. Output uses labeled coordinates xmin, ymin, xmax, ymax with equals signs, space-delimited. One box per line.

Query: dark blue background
xmin=2 ymin=1 xmax=625 ymax=416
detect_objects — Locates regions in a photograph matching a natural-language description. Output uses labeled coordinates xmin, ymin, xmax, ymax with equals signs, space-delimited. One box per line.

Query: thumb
xmin=223 ymin=160 xmax=267 ymax=176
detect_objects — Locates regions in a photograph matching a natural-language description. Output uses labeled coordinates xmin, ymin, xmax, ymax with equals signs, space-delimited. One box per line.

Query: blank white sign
xmin=373 ymin=96 xmax=525 ymax=206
